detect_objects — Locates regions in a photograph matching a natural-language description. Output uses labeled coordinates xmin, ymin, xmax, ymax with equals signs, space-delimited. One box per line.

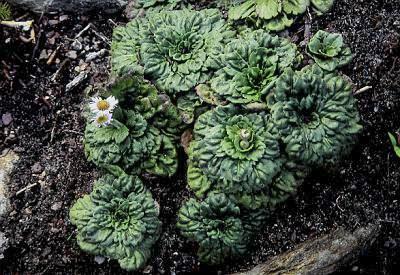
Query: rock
xmin=51 ymin=202 xmax=62 ymax=211
xmin=143 ymin=265 xmax=153 ymax=274
xmin=66 ymin=50 xmax=78 ymax=60
xmin=0 ymin=150 xmax=19 ymax=220
xmin=0 ymin=231 xmax=9 ymax=259
xmin=31 ymin=162 xmax=43 ymax=174
xmin=66 ymin=71 xmax=88 ymax=92
xmin=233 ymin=224 xmax=380 ymax=275
xmin=48 ymin=19 xmax=59 ymax=26
xmin=71 ymin=40 xmax=83 ymax=51
xmin=39 ymin=49 xmax=49 ymax=60
xmin=7 ymin=0 xmax=128 ymax=14
xmin=85 ymin=49 xmax=107 ymax=62
xmin=1 ymin=113 xmax=13 ymax=126
xmin=94 ymin=255 xmax=105 ymax=264
xmin=59 ymin=15 xmax=69 ymax=22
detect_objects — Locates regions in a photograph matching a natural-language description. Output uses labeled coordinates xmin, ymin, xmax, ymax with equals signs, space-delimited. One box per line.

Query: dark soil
xmin=1 ymin=0 xmax=399 ymax=274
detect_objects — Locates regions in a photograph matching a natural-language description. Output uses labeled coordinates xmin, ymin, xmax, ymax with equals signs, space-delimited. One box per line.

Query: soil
xmin=1 ymin=0 xmax=399 ymax=274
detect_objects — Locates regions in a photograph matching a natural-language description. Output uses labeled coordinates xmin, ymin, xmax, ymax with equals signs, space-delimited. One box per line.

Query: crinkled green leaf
xmin=270 ymin=65 xmax=362 ymax=166
xmin=311 ymin=0 xmax=335 ymax=13
xmin=265 ymin=13 xmax=294 ymax=31
xmin=177 ymin=91 xmax=207 ymax=124
xmin=108 ymin=76 xmax=161 ymax=120
xmin=143 ymin=135 xmax=178 ymax=177
xmin=70 ymin=174 xmax=161 ymax=271
xmin=229 ymin=0 xmax=256 ymax=20
xmin=93 ymin=120 xmax=129 ymax=144
xmin=85 ymin=77 xmax=179 ymax=177
xmin=210 ymin=29 xmax=301 ymax=105
xmin=111 ymin=19 xmax=145 ymax=76
xmin=283 ymin=0 xmax=309 ymax=15
xmin=308 ymin=30 xmax=353 ymax=72
xmin=177 ymin=193 xmax=251 ymax=265
xmin=140 ymin=9 xmax=235 ymax=95
xmin=255 ymin=0 xmax=280 ymax=20
xmin=229 ymin=0 xmax=312 ymax=32
xmin=152 ymin=97 xmax=187 ymax=139
xmin=187 ymin=105 xmax=282 ymax=205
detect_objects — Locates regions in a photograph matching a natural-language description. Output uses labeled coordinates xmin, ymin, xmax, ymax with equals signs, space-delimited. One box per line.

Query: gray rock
xmin=66 ymin=71 xmax=88 ymax=92
xmin=51 ymin=202 xmax=62 ymax=211
xmin=94 ymin=255 xmax=105 ymax=264
xmin=0 ymin=231 xmax=9 ymax=259
xmin=0 ymin=150 xmax=19 ymax=220
xmin=1 ymin=113 xmax=12 ymax=126
xmin=7 ymin=0 xmax=128 ymax=14
xmin=232 ymin=224 xmax=380 ymax=275
xmin=66 ymin=50 xmax=78 ymax=60
xmin=31 ymin=162 xmax=43 ymax=174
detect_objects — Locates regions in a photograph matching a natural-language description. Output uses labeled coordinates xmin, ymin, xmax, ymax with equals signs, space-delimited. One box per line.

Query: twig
xmin=47 ymin=45 xmax=61 ymax=65
xmin=91 ymin=29 xmax=110 ymax=45
xmin=108 ymin=19 xmax=117 ymax=27
xmin=75 ymin=23 xmax=92 ymax=39
xmin=389 ymin=56 xmax=398 ymax=74
xmin=32 ymin=29 xmax=43 ymax=61
xmin=19 ymin=34 xmax=33 ymax=43
xmin=16 ymin=182 xmax=38 ymax=196
xmin=336 ymin=195 xmax=345 ymax=212
xmin=51 ymin=58 xmax=70 ymax=82
xmin=65 ymin=71 xmax=88 ymax=92
xmin=50 ymin=123 xmax=56 ymax=143
xmin=354 ymin=86 xmax=373 ymax=95
xmin=303 ymin=8 xmax=313 ymax=45
xmin=0 ymin=20 xmax=33 ymax=29
xmin=2 ymin=68 xmax=11 ymax=80
xmin=16 ymin=13 xmax=30 ymax=21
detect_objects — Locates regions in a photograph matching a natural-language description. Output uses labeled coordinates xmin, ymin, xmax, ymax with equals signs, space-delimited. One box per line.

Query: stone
xmin=59 ymin=15 xmax=69 ymax=22
xmin=0 ymin=231 xmax=9 ymax=259
xmin=94 ymin=255 xmax=105 ymax=264
xmin=31 ymin=162 xmax=43 ymax=174
xmin=51 ymin=202 xmax=62 ymax=211
xmin=7 ymin=0 xmax=128 ymax=14
xmin=0 ymin=150 xmax=19 ymax=220
xmin=232 ymin=224 xmax=380 ymax=275
xmin=1 ymin=113 xmax=12 ymax=126
xmin=48 ymin=19 xmax=59 ymax=26
xmin=66 ymin=71 xmax=88 ymax=92
xmin=66 ymin=50 xmax=78 ymax=60
xmin=85 ymin=49 xmax=107 ymax=62
xmin=39 ymin=49 xmax=49 ymax=60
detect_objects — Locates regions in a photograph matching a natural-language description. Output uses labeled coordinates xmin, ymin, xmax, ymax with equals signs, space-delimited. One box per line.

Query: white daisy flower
xmin=93 ymin=111 xmax=113 ymax=127
xmin=89 ymin=96 xmax=118 ymax=113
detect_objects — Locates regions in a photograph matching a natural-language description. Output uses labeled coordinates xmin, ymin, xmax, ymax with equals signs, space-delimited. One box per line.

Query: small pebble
xmin=59 ymin=15 xmax=69 ymax=22
xmin=31 ymin=162 xmax=43 ymax=174
xmin=71 ymin=40 xmax=83 ymax=51
xmin=66 ymin=51 xmax=78 ymax=60
xmin=48 ymin=20 xmax=59 ymax=26
xmin=94 ymin=255 xmax=105 ymax=264
xmin=51 ymin=202 xmax=62 ymax=211
xmin=39 ymin=50 xmax=48 ymax=60
xmin=1 ymin=113 xmax=12 ymax=126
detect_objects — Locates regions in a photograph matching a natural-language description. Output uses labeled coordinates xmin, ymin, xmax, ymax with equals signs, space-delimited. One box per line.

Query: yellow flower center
xmin=96 ymin=115 xmax=108 ymax=124
xmin=97 ymin=100 xmax=110 ymax=111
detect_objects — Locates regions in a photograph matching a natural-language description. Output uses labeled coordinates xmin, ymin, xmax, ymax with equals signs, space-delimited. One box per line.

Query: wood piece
xmin=233 ymin=224 xmax=380 ymax=275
